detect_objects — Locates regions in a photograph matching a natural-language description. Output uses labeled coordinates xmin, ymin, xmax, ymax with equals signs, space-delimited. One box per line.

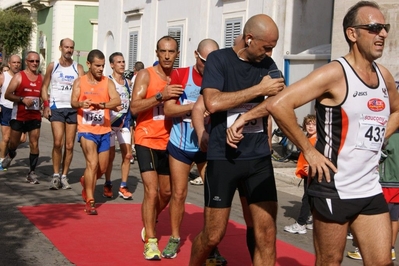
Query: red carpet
xmin=18 ymin=203 xmax=315 ymax=265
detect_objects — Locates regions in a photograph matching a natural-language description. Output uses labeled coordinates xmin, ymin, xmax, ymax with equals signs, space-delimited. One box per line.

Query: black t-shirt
xmin=202 ymin=48 xmax=278 ymax=160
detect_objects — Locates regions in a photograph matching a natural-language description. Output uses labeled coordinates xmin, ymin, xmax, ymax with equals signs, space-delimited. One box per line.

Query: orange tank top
xmin=77 ymin=75 xmax=111 ymax=134
xmin=134 ymin=67 xmax=172 ymax=150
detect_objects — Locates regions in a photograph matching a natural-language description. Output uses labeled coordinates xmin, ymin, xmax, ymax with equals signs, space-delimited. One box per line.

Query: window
xmin=128 ymin=31 xmax=138 ymax=70
xmin=168 ymin=27 xmax=182 ymax=68
xmin=224 ymin=18 xmax=242 ymax=48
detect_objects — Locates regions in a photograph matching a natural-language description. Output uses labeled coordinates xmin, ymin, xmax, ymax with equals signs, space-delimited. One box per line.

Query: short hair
xmin=302 ymin=114 xmax=316 ymax=131
xmin=156 ymin=35 xmax=179 ymax=51
xmin=109 ymin=52 xmax=124 ymax=64
xmin=87 ymin=49 xmax=105 ymax=63
xmin=25 ymin=51 xmax=39 ymax=59
xmin=60 ymin=38 xmax=75 ymax=47
xmin=342 ymin=1 xmax=381 ymax=46
xmin=134 ymin=61 xmax=144 ymax=71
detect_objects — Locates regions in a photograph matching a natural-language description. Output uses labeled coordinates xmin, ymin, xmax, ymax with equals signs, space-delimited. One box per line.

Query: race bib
xmin=355 ymin=114 xmax=388 ymax=151
xmin=24 ymin=96 xmax=40 ymax=110
xmin=82 ymin=109 xmax=105 ymax=125
xmin=227 ymin=103 xmax=263 ymax=133
xmin=153 ymin=103 xmax=165 ymax=121
xmin=56 ymin=83 xmax=73 ymax=94
xmin=120 ymin=98 xmax=129 ymax=113
xmin=182 ymin=99 xmax=195 ymax=123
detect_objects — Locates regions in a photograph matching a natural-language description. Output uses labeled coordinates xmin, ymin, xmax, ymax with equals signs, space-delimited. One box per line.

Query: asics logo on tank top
xmin=353 ymin=91 xmax=367 ymax=97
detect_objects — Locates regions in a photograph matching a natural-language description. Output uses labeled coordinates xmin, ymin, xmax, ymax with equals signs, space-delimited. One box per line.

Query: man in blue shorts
xmin=41 ymin=38 xmax=84 ymax=189
xmin=0 ymin=55 xmax=22 ymax=170
xmin=189 ymin=14 xmax=285 ymax=266
xmin=162 ymin=39 xmax=219 ymax=259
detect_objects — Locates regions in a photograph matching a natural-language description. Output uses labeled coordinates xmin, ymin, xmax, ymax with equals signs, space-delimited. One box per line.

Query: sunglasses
xmin=27 ymin=60 xmax=40 ymax=63
xmin=195 ymin=51 xmax=206 ymax=63
xmin=351 ymin=23 xmax=390 ymax=34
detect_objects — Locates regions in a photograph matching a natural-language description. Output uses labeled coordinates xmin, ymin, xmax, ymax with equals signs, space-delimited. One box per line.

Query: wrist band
xmin=43 ymin=100 xmax=49 ymax=107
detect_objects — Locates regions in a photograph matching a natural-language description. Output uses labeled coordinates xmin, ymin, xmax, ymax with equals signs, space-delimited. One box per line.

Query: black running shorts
xmin=135 ymin=144 xmax=170 ymax=175
xmin=204 ymin=155 xmax=277 ymax=208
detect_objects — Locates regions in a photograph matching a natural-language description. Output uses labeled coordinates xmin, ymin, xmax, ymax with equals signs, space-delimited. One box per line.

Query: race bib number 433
xmin=356 ymin=114 xmax=388 ymax=151
xmin=227 ymin=103 xmax=263 ymax=133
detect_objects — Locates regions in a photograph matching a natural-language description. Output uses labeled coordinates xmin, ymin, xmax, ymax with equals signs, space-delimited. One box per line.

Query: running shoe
xmin=284 ymin=222 xmax=307 ymax=234
xmin=305 ymin=215 xmax=313 ymax=230
xmin=2 ymin=153 xmax=15 ymax=169
xmin=392 ymin=248 xmax=396 ymax=261
xmin=103 ymin=183 xmax=113 ymax=198
xmin=0 ymin=160 xmax=6 ymax=171
xmin=85 ymin=199 xmax=98 ymax=215
xmin=26 ymin=171 xmax=39 ymax=184
xmin=144 ymin=238 xmax=161 ymax=260
xmin=347 ymin=247 xmax=362 ymax=260
xmin=162 ymin=236 xmax=180 ymax=259
xmin=49 ymin=174 xmax=61 ymax=190
xmin=60 ymin=177 xmax=71 ymax=189
xmin=118 ymin=186 xmax=133 ymax=199
xmin=190 ymin=176 xmax=204 ymax=185
xmin=346 ymin=233 xmax=354 ymax=240
xmin=205 ymin=247 xmax=227 ymax=265
xmin=80 ymin=176 xmax=86 ymax=202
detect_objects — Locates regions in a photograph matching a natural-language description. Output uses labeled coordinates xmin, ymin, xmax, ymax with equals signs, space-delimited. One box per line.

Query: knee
xmin=172 ymin=188 xmax=187 ymax=202
xmin=53 ymin=141 xmax=63 ymax=150
xmin=160 ymin=188 xmax=171 ymax=199
xmin=65 ymin=142 xmax=74 ymax=152
xmin=124 ymin=152 xmax=132 ymax=161
xmin=202 ymin=229 xmax=224 ymax=247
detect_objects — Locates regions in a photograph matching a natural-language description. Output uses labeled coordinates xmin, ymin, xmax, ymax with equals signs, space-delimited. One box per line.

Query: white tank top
xmin=49 ymin=61 xmax=79 ymax=109
xmin=0 ymin=72 xmax=14 ymax=109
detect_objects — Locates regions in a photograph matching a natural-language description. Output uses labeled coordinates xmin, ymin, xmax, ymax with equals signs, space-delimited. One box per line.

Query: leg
xmin=157 ymin=173 xmax=171 ymax=217
xmin=351 ymin=212 xmax=392 ymax=266
xmin=119 ymin=143 xmax=132 ymax=183
xmin=189 ymin=207 xmax=231 ymax=266
xmin=50 ymin=121 xmax=64 ymax=175
xmin=80 ymin=137 xmax=99 ymax=201
xmin=141 ymin=170 xmax=162 ymax=239
xmin=249 ymin=201 xmax=278 ymax=266
xmin=27 ymin=128 xmax=40 ymax=171
xmin=61 ymin=122 xmax=77 ymax=176
xmin=240 ymin=196 xmax=255 ymax=260
xmin=169 ymin=155 xmax=192 ymax=238
xmin=105 ymin=145 xmax=116 ymax=182
xmin=0 ymin=125 xmax=10 ymax=158
xmin=313 ymin=210 xmax=348 ymax=265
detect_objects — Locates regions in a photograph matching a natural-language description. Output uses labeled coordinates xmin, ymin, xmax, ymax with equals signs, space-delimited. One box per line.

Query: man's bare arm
xmin=192 ymin=95 xmax=209 ymax=152
xmin=40 ymin=62 xmax=55 ymax=102
xmin=380 ymin=65 xmax=399 ymax=139
xmin=203 ymin=74 xmax=284 ymax=114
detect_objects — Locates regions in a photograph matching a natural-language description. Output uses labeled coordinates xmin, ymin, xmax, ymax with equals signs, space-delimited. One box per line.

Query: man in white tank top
xmin=40 ymin=38 xmax=84 ymax=189
xmin=0 ymin=55 xmax=22 ymax=170
xmin=227 ymin=2 xmax=399 ymax=265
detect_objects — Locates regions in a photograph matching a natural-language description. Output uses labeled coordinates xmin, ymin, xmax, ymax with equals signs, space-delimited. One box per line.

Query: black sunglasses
xmin=27 ymin=60 xmax=40 ymax=63
xmin=351 ymin=23 xmax=390 ymax=34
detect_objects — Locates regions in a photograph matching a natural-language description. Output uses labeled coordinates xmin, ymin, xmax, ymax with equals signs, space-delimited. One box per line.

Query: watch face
xmin=156 ymin=92 xmax=162 ymax=101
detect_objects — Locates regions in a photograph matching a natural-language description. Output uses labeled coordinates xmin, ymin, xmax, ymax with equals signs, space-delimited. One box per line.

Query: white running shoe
xmin=284 ymin=222 xmax=307 ymax=234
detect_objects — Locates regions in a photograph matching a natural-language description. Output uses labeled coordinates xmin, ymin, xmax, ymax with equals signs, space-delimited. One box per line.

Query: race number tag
xmin=227 ymin=103 xmax=263 ymax=133
xmin=82 ymin=109 xmax=105 ymax=125
xmin=58 ymin=83 xmax=73 ymax=94
xmin=24 ymin=96 xmax=40 ymax=110
xmin=153 ymin=103 xmax=166 ymax=121
xmin=356 ymin=114 xmax=388 ymax=151
xmin=182 ymin=99 xmax=195 ymax=123
xmin=120 ymin=98 xmax=129 ymax=113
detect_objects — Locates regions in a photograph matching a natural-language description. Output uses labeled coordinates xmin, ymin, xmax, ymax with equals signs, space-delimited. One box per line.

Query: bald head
xmin=197 ymin=39 xmax=219 ymax=55
xmin=243 ymin=14 xmax=279 ymax=41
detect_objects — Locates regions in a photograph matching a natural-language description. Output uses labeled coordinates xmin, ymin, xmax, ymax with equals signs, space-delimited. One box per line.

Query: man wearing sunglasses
xmin=228 ymin=1 xmax=399 ymax=265
xmin=41 ymin=38 xmax=85 ymax=190
xmin=3 ymin=51 xmax=43 ymax=184
xmin=189 ymin=14 xmax=284 ymax=266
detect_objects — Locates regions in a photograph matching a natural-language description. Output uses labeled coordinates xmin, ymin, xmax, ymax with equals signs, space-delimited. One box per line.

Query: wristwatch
xmin=20 ymin=97 xmax=24 ymax=103
xmin=155 ymin=92 xmax=163 ymax=101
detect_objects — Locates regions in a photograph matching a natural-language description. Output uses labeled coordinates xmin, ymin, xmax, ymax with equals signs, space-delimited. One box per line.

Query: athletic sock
xmin=29 ymin=153 xmax=39 ymax=172
xmin=105 ymin=180 xmax=112 ymax=186
xmin=61 ymin=175 xmax=67 ymax=179
xmin=120 ymin=182 xmax=127 ymax=187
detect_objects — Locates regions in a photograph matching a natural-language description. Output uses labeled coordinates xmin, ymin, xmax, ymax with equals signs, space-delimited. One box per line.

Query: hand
xmin=81 ymin=99 xmax=92 ymax=109
xmin=23 ymin=97 xmax=37 ymax=108
xmin=258 ymin=76 xmax=285 ymax=97
xmin=113 ymin=105 xmax=123 ymax=112
xmin=303 ymin=149 xmax=337 ymax=182
xmin=162 ymin=84 xmax=184 ymax=100
xmin=43 ymin=106 xmax=51 ymax=119
xmin=226 ymin=115 xmax=245 ymax=148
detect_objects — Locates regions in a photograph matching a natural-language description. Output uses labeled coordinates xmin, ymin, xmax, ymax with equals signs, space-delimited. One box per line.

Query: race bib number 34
xmin=356 ymin=114 xmax=388 ymax=151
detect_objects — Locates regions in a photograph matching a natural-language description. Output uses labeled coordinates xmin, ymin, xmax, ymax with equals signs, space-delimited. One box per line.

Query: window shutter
xmin=128 ymin=32 xmax=138 ymax=70
xmin=225 ymin=19 xmax=242 ymax=48
xmin=168 ymin=27 xmax=182 ymax=68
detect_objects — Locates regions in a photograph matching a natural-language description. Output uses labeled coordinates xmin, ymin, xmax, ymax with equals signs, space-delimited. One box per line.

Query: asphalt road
xmin=0 ymin=120 xmax=396 ymax=265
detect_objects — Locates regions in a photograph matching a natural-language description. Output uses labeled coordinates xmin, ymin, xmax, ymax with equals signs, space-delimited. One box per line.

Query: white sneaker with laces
xmin=284 ymin=222 xmax=307 ymax=234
